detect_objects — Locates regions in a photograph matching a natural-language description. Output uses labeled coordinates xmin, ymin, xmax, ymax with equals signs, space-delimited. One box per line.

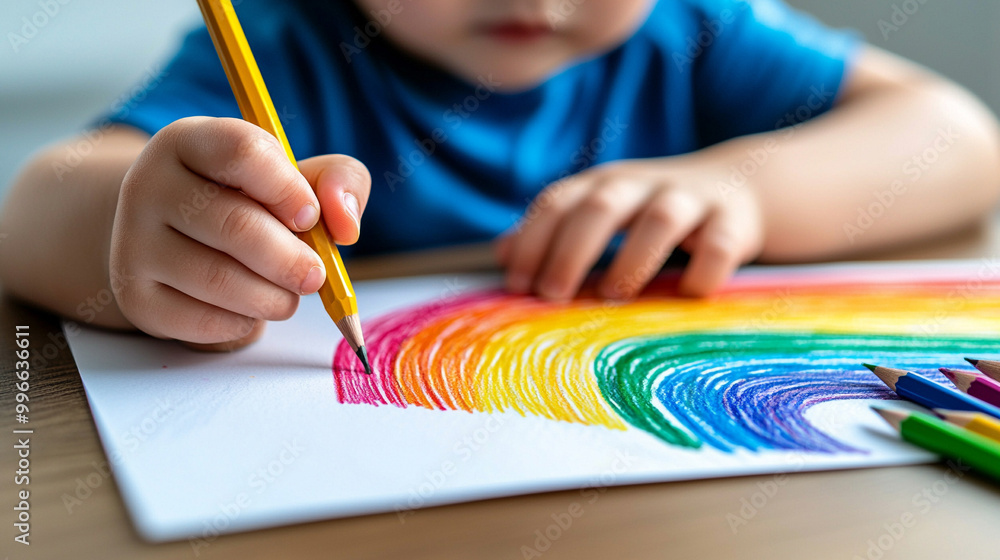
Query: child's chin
xmin=457 ymin=62 xmax=566 ymax=93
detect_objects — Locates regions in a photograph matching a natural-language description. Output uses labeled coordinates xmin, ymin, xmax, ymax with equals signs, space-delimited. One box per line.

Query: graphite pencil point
xmin=356 ymin=345 xmax=372 ymax=375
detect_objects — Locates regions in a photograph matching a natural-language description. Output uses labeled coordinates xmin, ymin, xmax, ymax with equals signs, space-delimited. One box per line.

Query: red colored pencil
xmin=940 ymin=368 xmax=1000 ymax=409
xmin=965 ymin=358 xmax=1000 ymax=383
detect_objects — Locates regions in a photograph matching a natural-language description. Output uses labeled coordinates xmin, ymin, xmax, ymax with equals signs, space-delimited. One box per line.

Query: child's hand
xmin=498 ymin=157 xmax=764 ymax=301
xmin=109 ymin=117 xmax=370 ymax=350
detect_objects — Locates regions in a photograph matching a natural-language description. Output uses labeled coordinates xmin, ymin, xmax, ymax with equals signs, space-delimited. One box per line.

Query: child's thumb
xmin=297 ymin=154 xmax=371 ymax=245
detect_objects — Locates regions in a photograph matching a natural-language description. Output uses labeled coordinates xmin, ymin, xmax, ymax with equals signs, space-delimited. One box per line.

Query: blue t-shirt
xmin=104 ymin=0 xmax=859 ymax=257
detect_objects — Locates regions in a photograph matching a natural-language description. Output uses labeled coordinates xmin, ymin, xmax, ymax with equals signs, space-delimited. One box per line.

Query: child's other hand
xmin=497 ymin=157 xmax=763 ymax=301
xmin=110 ymin=117 xmax=370 ymax=350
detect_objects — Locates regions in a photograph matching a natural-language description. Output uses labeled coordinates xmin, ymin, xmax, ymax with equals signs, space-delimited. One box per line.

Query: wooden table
xmin=4 ymin=225 xmax=1000 ymax=560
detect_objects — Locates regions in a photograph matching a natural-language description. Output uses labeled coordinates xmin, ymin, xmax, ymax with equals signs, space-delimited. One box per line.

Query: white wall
xmin=0 ymin=0 xmax=201 ymax=193
xmin=787 ymin=0 xmax=1000 ymax=115
xmin=1 ymin=1 xmax=999 ymax=200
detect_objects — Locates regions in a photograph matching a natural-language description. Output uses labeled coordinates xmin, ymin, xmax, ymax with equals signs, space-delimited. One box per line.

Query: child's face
xmin=353 ymin=0 xmax=654 ymax=91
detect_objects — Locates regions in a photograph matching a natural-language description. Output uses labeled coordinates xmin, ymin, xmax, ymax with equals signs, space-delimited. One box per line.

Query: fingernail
xmin=507 ymin=272 xmax=530 ymax=294
xmin=343 ymin=192 xmax=361 ymax=229
xmin=538 ymin=280 xmax=568 ymax=301
xmin=294 ymin=204 xmax=319 ymax=231
xmin=301 ymin=265 xmax=325 ymax=294
xmin=599 ymin=284 xmax=625 ymax=300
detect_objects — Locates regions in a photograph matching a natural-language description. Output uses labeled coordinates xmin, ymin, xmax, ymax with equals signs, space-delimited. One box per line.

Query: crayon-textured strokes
xmin=332 ymin=274 xmax=1000 ymax=453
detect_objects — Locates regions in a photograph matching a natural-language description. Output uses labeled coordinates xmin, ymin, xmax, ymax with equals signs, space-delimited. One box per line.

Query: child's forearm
xmin=0 ymin=126 xmax=149 ymax=328
xmin=699 ymin=49 xmax=1000 ymax=262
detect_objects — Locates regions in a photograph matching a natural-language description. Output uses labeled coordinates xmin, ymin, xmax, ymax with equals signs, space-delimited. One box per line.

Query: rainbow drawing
xmin=333 ymin=265 xmax=1000 ymax=454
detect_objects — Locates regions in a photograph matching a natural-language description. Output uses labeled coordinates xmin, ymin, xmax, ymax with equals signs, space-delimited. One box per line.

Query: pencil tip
xmin=965 ymin=357 xmax=980 ymax=366
xmin=870 ymin=405 xmax=906 ymax=430
xmin=941 ymin=367 xmax=976 ymax=391
xmin=356 ymin=345 xmax=372 ymax=375
xmin=933 ymin=409 xmax=973 ymax=425
xmin=864 ymin=363 xmax=900 ymax=391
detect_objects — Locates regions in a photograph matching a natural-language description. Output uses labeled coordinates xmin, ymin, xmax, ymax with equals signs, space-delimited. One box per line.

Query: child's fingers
xmin=494 ymin=233 xmax=512 ymax=267
xmin=598 ymin=190 xmax=708 ymax=299
xmin=165 ymin=186 xmax=325 ymax=296
xmin=299 ymin=154 xmax=371 ymax=245
xmin=181 ymin=320 xmax=267 ymax=352
xmin=126 ymin=282 xmax=261 ymax=344
xmin=169 ymin=117 xmax=321 ymax=232
xmin=150 ymin=229 xmax=300 ymax=321
xmin=534 ymin=181 xmax=649 ymax=301
xmin=504 ymin=181 xmax=590 ymax=294
xmin=678 ymin=200 xmax=762 ymax=297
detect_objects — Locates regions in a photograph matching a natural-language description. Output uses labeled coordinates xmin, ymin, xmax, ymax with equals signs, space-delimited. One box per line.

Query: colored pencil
xmin=934 ymin=409 xmax=1000 ymax=445
xmin=862 ymin=363 xmax=1000 ymax=419
xmin=872 ymin=406 xmax=1000 ymax=481
xmin=940 ymin=368 xmax=1000 ymax=408
xmin=195 ymin=0 xmax=370 ymax=374
xmin=965 ymin=357 xmax=1000 ymax=383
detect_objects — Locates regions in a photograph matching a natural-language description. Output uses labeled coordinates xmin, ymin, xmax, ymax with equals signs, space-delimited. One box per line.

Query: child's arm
xmin=0 ymin=117 xmax=370 ymax=349
xmin=499 ymin=46 xmax=1000 ymax=300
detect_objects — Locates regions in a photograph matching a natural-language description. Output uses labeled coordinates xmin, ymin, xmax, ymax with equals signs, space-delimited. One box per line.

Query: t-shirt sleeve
xmin=692 ymin=0 xmax=862 ymax=146
xmin=101 ymin=25 xmax=243 ymax=136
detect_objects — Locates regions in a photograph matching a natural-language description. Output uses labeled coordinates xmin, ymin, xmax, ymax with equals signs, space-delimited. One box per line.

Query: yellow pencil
xmin=195 ymin=0 xmax=370 ymax=373
xmin=934 ymin=409 xmax=1000 ymax=445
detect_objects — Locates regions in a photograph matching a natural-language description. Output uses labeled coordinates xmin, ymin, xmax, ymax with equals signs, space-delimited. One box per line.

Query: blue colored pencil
xmin=863 ymin=363 xmax=1000 ymax=420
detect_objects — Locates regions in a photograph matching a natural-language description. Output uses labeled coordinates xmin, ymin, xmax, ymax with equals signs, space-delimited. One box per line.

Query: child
xmin=1 ymin=0 xmax=998 ymax=351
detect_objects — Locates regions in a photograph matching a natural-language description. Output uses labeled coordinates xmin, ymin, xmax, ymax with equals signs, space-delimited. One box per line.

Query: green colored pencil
xmin=871 ymin=406 xmax=1000 ymax=481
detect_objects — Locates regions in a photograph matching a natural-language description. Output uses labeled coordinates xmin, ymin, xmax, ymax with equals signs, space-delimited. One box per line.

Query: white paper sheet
xmin=67 ymin=262 xmax=994 ymax=543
